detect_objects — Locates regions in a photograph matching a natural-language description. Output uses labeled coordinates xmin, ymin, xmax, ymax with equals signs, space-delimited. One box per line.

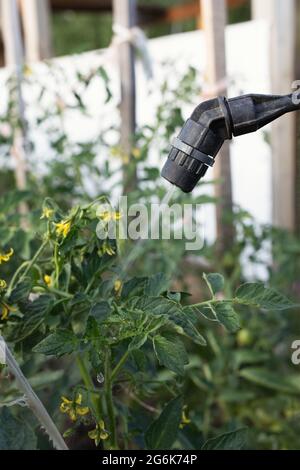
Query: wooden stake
xmin=201 ymin=0 xmax=235 ymax=256
xmin=112 ymin=0 xmax=137 ymax=194
xmin=252 ymin=0 xmax=296 ymax=232
xmin=1 ymin=0 xmax=28 ymax=216
xmin=20 ymin=0 xmax=52 ymax=62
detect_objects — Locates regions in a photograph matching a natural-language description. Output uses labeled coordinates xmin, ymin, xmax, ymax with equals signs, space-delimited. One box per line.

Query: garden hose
xmin=161 ymin=93 xmax=300 ymax=193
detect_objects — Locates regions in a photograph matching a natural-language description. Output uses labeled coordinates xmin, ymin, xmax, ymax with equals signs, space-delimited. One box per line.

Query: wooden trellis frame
xmin=252 ymin=0 xmax=298 ymax=232
xmin=2 ymin=0 xmax=296 ymax=236
xmin=19 ymin=0 xmax=52 ymax=62
xmin=1 ymin=0 xmax=28 ymax=215
xmin=112 ymin=0 xmax=137 ymax=194
xmin=201 ymin=0 xmax=235 ymax=254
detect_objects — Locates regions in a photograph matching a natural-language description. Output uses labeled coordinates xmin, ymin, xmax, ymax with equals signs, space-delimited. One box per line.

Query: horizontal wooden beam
xmin=50 ymin=0 xmax=248 ymax=25
xmin=51 ymin=0 xmax=111 ymax=11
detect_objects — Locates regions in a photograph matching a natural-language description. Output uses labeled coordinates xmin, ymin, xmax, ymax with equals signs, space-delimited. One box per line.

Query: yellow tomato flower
xmin=88 ymin=420 xmax=109 ymax=446
xmin=55 ymin=220 xmax=71 ymax=238
xmin=98 ymin=210 xmax=122 ymax=223
xmin=132 ymin=147 xmax=141 ymax=159
xmin=60 ymin=394 xmax=89 ymax=422
xmin=99 ymin=241 xmax=116 ymax=257
xmin=0 ymin=279 xmax=7 ymax=290
xmin=0 ymin=304 xmax=9 ymax=321
xmin=0 ymin=302 xmax=17 ymax=321
xmin=23 ymin=64 xmax=33 ymax=77
xmin=0 ymin=248 xmax=14 ymax=264
xmin=114 ymin=279 xmax=122 ymax=295
xmin=44 ymin=275 xmax=52 ymax=287
xmin=110 ymin=146 xmax=129 ymax=164
xmin=179 ymin=408 xmax=191 ymax=429
xmin=41 ymin=207 xmax=54 ymax=220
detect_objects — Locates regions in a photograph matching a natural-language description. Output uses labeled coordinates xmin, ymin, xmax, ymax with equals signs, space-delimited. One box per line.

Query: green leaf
xmin=13 ymin=313 xmax=45 ymax=343
xmin=212 ymin=302 xmax=240 ymax=332
xmin=170 ymin=309 xmax=206 ymax=346
xmin=13 ymin=296 xmax=55 ymax=343
xmin=240 ymin=368 xmax=300 ymax=394
xmin=145 ymin=396 xmax=183 ymax=450
xmin=121 ymin=277 xmax=147 ymax=299
xmin=145 ymin=273 xmax=170 ymax=297
xmin=0 ymin=408 xmax=37 ymax=450
xmin=235 ymin=283 xmax=295 ymax=310
xmin=28 ymin=370 xmax=64 ymax=389
xmin=167 ymin=292 xmax=181 ymax=302
xmin=21 ymin=295 xmax=54 ymax=316
xmin=85 ymin=316 xmax=101 ymax=339
xmin=129 ymin=296 xmax=180 ymax=317
xmin=129 ymin=333 xmax=148 ymax=351
xmin=233 ymin=350 xmax=269 ymax=369
xmin=90 ymin=301 xmax=111 ymax=322
xmin=203 ymin=273 xmax=224 ymax=297
xmin=202 ymin=428 xmax=248 ymax=450
xmin=8 ymin=278 xmax=32 ymax=304
xmin=153 ymin=334 xmax=189 ymax=375
xmin=33 ymin=330 xmax=79 ymax=357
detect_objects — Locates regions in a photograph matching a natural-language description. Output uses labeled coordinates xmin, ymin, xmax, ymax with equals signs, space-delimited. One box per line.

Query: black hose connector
xmin=161 ymin=93 xmax=299 ymax=193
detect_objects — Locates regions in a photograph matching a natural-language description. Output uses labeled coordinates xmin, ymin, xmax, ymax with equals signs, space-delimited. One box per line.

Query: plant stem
xmin=104 ymin=350 xmax=118 ymax=449
xmin=7 ymin=261 xmax=31 ymax=295
xmin=48 ymin=287 xmax=73 ymax=299
xmin=19 ymin=240 xmax=48 ymax=284
xmin=110 ymin=350 xmax=130 ymax=383
xmin=53 ymin=243 xmax=60 ymax=288
xmin=76 ymin=354 xmax=103 ymax=422
xmin=0 ymin=336 xmax=68 ymax=450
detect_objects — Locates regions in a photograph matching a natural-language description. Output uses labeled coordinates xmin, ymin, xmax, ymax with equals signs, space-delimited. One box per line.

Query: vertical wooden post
xmin=295 ymin=0 xmax=300 ymax=235
xmin=1 ymin=0 xmax=28 ymax=215
xmin=1 ymin=0 xmax=24 ymax=67
xmin=201 ymin=0 xmax=235 ymax=255
xmin=113 ymin=0 xmax=137 ymax=194
xmin=252 ymin=0 xmax=296 ymax=231
xmin=20 ymin=0 xmax=52 ymax=62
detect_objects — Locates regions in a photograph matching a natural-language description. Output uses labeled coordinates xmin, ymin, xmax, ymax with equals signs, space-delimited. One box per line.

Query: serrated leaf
xmin=128 ymin=296 xmax=181 ymax=317
xmin=129 ymin=333 xmax=148 ymax=351
xmin=170 ymin=310 xmax=206 ymax=346
xmin=0 ymin=408 xmax=37 ymax=450
xmin=13 ymin=313 xmax=45 ymax=343
xmin=145 ymin=396 xmax=183 ymax=450
xmin=202 ymin=428 xmax=247 ymax=450
xmin=212 ymin=302 xmax=240 ymax=332
xmin=21 ymin=295 xmax=54 ymax=316
xmin=8 ymin=278 xmax=32 ymax=304
xmin=13 ymin=296 xmax=55 ymax=343
xmin=121 ymin=277 xmax=147 ymax=299
xmin=203 ymin=273 xmax=224 ymax=297
xmin=33 ymin=330 xmax=79 ymax=357
xmin=235 ymin=283 xmax=295 ymax=310
xmin=145 ymin=273 xmax=170 ymax=297
xmin=85 ymin=316 xmax=101 ymax=339
xmin=90 ymin=301 xmax=111 ymax=322
xmin=153 ymin=334 xmax=189 ymax=375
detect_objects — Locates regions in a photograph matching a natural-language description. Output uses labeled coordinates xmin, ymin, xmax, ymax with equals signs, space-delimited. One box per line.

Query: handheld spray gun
xmin=161 ymin=93 xmax=300 ymax=193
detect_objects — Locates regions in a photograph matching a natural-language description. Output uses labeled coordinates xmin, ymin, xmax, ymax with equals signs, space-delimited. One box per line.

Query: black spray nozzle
xmin=161 ymin=93 xmax=300 ymax=193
